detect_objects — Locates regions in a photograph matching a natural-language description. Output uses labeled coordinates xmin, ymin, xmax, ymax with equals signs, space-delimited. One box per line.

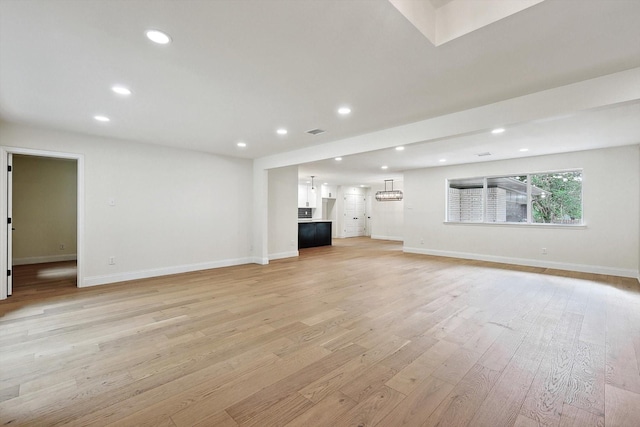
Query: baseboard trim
xmin=403 ymin=247 xmax=638 ymax=279
xmin=251 ymin=256 xmax=269 ymax=265
xmin=82 ymin=257 xmax=253 ymax=288
xmin=370 ymin=235 xmax=403 ymax=242
xmin=269 ymin=251 xmax=299 ymax=261
xmin=13 ymin=254 xmax=77 ymax=266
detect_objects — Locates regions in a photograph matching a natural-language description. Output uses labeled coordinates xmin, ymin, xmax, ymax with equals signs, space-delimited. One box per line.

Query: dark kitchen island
xmin=298 ymin=221 xmax=332 ymax=249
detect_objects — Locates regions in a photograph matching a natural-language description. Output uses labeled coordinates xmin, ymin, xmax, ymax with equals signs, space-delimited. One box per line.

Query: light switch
xmin=108 ymin=198 xmax=116 ymax=206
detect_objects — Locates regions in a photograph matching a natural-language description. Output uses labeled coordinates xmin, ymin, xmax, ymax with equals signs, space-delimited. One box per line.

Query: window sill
xmin=443 ymin=221 xmax=586 ymax=229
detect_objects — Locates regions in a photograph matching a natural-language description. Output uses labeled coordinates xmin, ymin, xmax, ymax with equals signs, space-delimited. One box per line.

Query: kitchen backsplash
xmin=298 ymin=208 xmax=312 ymax=219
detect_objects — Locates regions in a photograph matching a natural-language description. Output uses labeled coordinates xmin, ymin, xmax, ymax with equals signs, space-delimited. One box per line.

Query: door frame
xmin=1 ymin=146 xmax=84 ymax=300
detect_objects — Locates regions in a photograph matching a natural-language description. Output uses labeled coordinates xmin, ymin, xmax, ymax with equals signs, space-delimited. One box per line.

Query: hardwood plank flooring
xmin=2 ymin=238 xmax=640 ymax=426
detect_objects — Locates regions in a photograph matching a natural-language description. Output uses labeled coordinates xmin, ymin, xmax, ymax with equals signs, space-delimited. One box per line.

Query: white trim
xmin=371 ymin=235 xmax=404 ymax=242
xmin=82 ymin=257 xmax=253 ymax=288
xmin=403 ymin=246 xmax=638 ymax=279
xmin=269 ymin=251 xmax=299 ymax=261
xmin=251 ymin=257 xmax=269 ymax=265
xmin=6 ymin=153 xmax=11 ymax=296
xmin=1 ymin=146 xmax=84 ymax=300
xmin=13 ymin=254 xmax=77 ymax=266
xmin=443 ymin=221 xmax=587 ymax=229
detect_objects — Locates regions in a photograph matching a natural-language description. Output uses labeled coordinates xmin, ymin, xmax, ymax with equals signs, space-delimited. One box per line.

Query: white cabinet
xmin=298 ymin=185 xmax=307 ymax=208
xmin=321 ymin=185 xmax=337 ymax=199
xmin=298 ymin=185 xmax=317 ymax=208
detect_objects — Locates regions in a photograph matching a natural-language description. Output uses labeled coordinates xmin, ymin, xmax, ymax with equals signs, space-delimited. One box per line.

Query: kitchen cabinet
xmin=321 ymin=185 xmax=337 ymax=199
xmin=298 ymin=184 xmax=317 ymax=208
xmin=298 ymin=221 xmax=331 ymax=249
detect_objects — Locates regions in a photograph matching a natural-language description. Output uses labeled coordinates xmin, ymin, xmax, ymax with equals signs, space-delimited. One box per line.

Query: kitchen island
xmin=298 ymin=221 xmax=332 ymax=249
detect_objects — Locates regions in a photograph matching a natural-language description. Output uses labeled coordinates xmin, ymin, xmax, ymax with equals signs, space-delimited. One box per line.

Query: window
xmin=448 ymin=177 xmax=483 ymax=222
xmin=530 ymin=171 xmax=583 ymax=224
xmin=447 ymin=170 xmax=582 ymax=225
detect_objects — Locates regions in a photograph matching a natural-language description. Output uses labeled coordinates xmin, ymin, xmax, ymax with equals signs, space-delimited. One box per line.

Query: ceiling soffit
xmin=389 ymin=0 xmax=545 ymax=46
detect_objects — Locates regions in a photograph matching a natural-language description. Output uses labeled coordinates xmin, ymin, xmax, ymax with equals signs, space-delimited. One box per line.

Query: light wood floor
xmin=2 ymin=238 xmax=640 ymax=426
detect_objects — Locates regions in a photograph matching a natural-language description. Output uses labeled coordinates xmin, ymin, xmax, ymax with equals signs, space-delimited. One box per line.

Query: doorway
xmin=322 ymin=198 xmax=337 ymax=238
xmin=1 ymin=147 xmax=84 ymax=300
xmin=13 ymin=155 xmax=77 ymax=294
xmin=343 ymin=193 xmax=366 ymax=237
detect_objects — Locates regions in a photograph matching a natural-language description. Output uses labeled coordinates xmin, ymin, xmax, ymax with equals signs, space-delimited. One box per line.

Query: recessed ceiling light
xmin=395 ymin=146 xmax=405 ymax=151
xmin=360 ymin=185 xmax=366 ymax=187
xmin=111 ymin=85 xmax=132 ymax=96
xmin=146 ymin=29 xmax=171 ymax=44
xmin=338 ymin=107 xmax=351 ymax=115
xmin=323 ymin=182 xmax=328 ymax=185
xmin=439 ymin=159 xmax=446 ymax=162
xmin=94 ymin=115 xmax=110 ymax=122
xmin=276 ymin=128 xmax=288 ymax=135
xmin=335 ymin=157 xmax=342 ymax=161
xmin=491 ymin=128 xmax=505 ymax=134
xmin=381 ymin=165 xmax=388 ymax=170
xmin=519 ymin=148 xmax=529 ymax=152
xmin=237 ymin=142 xmax=247 ymax=148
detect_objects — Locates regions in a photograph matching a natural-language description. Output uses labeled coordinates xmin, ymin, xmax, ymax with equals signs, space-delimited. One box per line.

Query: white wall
xmin=335 ymin=186 xmax=345 ymax=238
xmin=404 ymin=145 xmax=640 ymax=278
xmin=252 ymin=69 xmax=640 ymax=264
xmin=268 ymin=166 xmax=298 ymax=260
xmin=1 ymin=123 xmax=253 ymax=287
xmin=311 ymin=187 xmax=323 ymax=220
xmin=12 ymin=155 xmax=77 ymax=264
xmin=371 ymin=180 xmax=404 ymax=241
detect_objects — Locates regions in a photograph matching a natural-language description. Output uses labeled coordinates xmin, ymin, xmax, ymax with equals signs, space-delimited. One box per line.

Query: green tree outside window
xmin=530 ymin=172 xmax=582 ymax=223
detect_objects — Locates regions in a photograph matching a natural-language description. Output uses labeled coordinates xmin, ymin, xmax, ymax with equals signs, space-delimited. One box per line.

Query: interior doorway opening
xmin=2 ymin=147 xmax=84 ymax=300
xmin=11 ymin=155 xmax=78 ymax=295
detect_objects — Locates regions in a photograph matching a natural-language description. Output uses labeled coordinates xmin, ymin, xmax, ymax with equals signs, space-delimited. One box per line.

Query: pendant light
xmin=375 ymin=179 xmax=403 ymax=201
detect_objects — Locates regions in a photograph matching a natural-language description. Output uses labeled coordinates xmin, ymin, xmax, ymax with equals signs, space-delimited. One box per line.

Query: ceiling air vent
xmin=306 ymin=128 xmax=326 ymax=135
xmin=477 ymin=152 xmax=492 ymax=157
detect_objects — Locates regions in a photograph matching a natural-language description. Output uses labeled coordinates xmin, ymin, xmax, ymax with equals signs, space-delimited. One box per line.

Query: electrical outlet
xmin=420 ymin=238 xmax=424 ymax=244
xmin=59 ymin=244 xmax=65 ymax=250
xmin=108 ymin=256 xmax=116 ymax=265
xmin=541 ymin=248 xmax=547 ymax=255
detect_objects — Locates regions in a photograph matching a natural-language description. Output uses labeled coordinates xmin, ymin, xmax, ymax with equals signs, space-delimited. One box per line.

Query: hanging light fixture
xmin=375 ymin=179 xmax=403 ymax=201
xmin=309 ymin=175 xmax=316 ymax=192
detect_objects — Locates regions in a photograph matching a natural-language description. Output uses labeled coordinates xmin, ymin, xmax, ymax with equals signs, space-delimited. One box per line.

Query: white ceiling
xmin=1 ymin=0 xmax=639 ymax=186
xmin=429 ymin=0 xmax=455 ymax=9
xmin=299 ymin=101 xmax=640 ymax=186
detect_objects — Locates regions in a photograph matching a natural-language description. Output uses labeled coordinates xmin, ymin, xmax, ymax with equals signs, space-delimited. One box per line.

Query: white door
xmin=7 ymin=153 xmax=12 ymax=296
xmin=344 ymin=193 xmax=366 ymax=237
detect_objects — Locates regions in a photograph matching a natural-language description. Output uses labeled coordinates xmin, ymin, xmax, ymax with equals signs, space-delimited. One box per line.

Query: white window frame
xmin=445 ymin=169 xmax=584 ymax=227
